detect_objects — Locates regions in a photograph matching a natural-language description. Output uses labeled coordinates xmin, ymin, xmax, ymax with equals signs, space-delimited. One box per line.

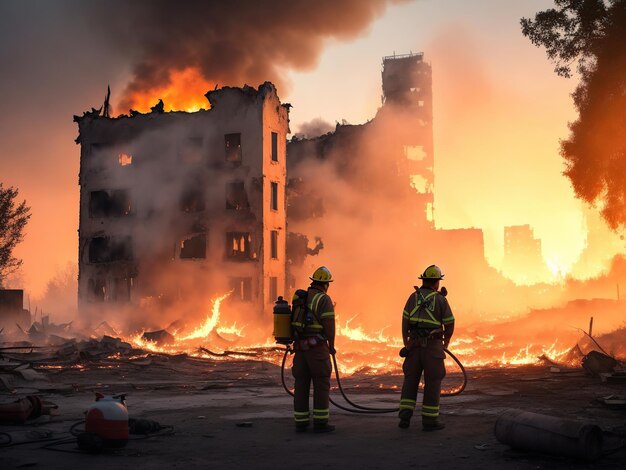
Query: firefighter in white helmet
xmin=291 ymin=266 xmax=336 ymax=433
xmin=398 ymin=265 xmax=455 ymax=431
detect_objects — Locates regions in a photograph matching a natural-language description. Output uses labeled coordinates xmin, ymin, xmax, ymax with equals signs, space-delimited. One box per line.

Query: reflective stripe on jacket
xmin=402 ymin=287 xmax=454 ymax=328
xmin=302 ymin=287 xmax=335 ymax=336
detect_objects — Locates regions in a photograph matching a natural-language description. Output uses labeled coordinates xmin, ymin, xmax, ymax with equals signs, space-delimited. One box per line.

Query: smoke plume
xmin=89 ymin=0 xmax=409 ymax=113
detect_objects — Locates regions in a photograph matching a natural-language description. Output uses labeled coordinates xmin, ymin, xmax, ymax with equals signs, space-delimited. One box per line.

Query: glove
xmin=440 ymin=286 xmax=448 ymax=297
xmin=329 ymin=346 xmax=336 ymax=355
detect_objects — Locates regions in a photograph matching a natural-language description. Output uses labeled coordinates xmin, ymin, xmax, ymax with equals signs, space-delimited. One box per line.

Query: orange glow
xmin=181 ymin=291 xmax=233 ymax=340
xmin=125 ymin=67 xmax=212 ymax=114
xmin=116 ymin=291 xmax=591 ymax=376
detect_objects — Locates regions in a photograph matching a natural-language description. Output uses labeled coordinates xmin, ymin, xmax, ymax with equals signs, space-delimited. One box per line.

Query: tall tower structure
xmin=382 ymin=52 xmax=434 ymax=226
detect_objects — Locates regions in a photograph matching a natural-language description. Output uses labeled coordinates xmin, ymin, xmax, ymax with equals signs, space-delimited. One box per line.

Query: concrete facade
xmin=74 ymin=83 xmax=289 ymax=327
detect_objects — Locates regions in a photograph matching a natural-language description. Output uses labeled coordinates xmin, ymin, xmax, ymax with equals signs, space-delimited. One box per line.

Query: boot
xmin=422 ymin=417 xmax=445 ymax=432
xmin=295 ymin=423 xmax=309 ymax=433
xmin=313 ymin=422 xmax=335 ymax=433
xmin=398 ymin=408 xmax=412 ymax=429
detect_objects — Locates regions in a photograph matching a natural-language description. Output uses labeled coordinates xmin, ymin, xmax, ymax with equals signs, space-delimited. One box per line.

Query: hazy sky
xmin=0 ymin=0 xmax=616 ymax=296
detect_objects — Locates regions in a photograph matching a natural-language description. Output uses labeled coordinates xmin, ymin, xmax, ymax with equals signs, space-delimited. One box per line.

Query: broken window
xmin=225 ymin=133 xmax=242 ymax=163
xmin=226 ymin=232 xmax=255 ymax=260
xmin=112 ymin=277 xmax=132 ymax=302
xmin=89 ymin=190 xmax=131 ymax=217
xmin=180 ymin=233 xmax=207 ymax=259
xmin=269 ymin=276 xmax=278 ymax=303
xmin=271 ymin=230 xmax=278 ymax=259
xmin=179 ymin=136 xmax=204 ymax=163
xmin=88 ymin=278 xmax=106 ymax=302
xmin=180 ymin=188 xmax=206 ymax=212
xmin=271 ymin=132 xmax=278 ymax=162
xmin=225 ymin=181 xmax=250 ymax=211
xmin=271 ymin=182 xmax=278 ymax=211
xmin=229 ymin=277 xmax=252 ymax=302
xmin=89 ymin=236 xmax=133 ymax=263
xmin=118 ymin=153 xmax=133 ymax=166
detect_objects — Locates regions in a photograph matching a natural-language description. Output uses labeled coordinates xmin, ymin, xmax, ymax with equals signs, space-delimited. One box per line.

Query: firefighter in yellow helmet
xmin=291 ymin=266 xmax=336 ymax=433
xmin=398 ymin=265 xmax=455 ymax=431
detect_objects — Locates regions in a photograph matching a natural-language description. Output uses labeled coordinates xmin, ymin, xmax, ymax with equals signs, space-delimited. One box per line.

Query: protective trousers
xmin=399 ymin=342 xmax=446 ymax=424
xmin=292 ymin=343 xmax=332 ymax=427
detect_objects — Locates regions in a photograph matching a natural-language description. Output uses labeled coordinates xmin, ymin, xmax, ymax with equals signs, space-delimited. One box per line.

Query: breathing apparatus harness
xmin=275 ymin=288 xmax=467 ymax=414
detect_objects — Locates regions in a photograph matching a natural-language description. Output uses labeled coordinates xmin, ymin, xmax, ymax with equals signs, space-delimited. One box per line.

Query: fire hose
xmin=280 ymin=346 xmax=467 ymax=414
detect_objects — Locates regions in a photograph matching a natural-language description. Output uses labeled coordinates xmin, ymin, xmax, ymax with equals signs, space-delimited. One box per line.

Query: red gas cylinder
xmin=85 ymin=393 xmax=129 ymax=447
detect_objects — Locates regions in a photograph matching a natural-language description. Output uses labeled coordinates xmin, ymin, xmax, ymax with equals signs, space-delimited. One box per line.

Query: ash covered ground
xmin=1 ymin=336 xmax=625 ymax=469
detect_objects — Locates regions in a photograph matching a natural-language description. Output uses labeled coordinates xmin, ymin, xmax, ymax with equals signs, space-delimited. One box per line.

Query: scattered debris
xmin=582 ymin=351 xmax=619 ymax=376
xmin=596 ymin=395 xmax=626 ymax=410
xmin=599 ymin=371 xmax=626 ymax=384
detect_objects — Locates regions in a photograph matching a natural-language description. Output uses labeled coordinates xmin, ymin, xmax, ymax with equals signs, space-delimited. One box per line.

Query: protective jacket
xmin=292 ymin=286 xmax=335 ymax=428
xmin=399 ymin=286 xmax=455 ymax=428
xmin=293 ymin=286 xmax=335 ymax=337
xmin=403 ymin=286 xmax=454 ymax=344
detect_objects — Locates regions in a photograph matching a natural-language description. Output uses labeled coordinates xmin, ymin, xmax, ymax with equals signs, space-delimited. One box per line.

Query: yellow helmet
xmin=419 ymin=265 xmax=444 ymax=280
xmin=310 ymin=266 xmax=334 ymax=283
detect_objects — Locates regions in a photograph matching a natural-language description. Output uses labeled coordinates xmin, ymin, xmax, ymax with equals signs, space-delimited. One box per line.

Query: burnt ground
xmin=1 ymin=353 xmax=625 ymax=470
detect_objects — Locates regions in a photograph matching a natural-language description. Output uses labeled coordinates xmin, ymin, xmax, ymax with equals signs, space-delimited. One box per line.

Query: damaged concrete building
xmin=75 ymin=83 xmax=289 ymax=327
xmin=288 ymin=52 xmax=434 ymax=230
xmin=285 ymin=53 xmax=519 ymax=314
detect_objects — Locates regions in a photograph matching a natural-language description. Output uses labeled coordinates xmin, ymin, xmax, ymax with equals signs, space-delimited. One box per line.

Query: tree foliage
xmin=0 ymin=183 xmax=31 ymax=286
xmin=522 ymin=0 xmax=626 ymax=229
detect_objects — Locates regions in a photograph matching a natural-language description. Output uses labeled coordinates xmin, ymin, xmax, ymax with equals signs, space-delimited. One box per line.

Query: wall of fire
xmin=75 ymin=84 xmax=289 ymax=327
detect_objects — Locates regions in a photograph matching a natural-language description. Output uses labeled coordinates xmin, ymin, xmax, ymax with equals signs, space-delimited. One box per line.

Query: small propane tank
xmin=85 ymin=393 xmax=129 ymax=448
xmin=273 ymin=296 xmax=293 ymax=345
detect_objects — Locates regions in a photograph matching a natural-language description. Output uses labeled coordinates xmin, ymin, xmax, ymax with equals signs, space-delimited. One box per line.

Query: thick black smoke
xmin=89 ymin=0 xmax=409 ymax=111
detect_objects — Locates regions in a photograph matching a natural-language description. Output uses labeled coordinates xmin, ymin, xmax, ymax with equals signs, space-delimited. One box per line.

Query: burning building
xmin=75 ymin=83 xmax=290 ymax=329
xmin=288 ymin=52 xmax=434 ymax=229
xmin=285 ymin=52 xmax=515 ymax=320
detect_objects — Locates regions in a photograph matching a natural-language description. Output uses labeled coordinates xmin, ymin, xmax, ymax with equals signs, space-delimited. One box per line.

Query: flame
xmin=338 ymin=316 xmax=399 ymax=345
xmin=125 ymin=67 xmax=212 ymax=114
xmin=118 ymin=289 xmax=587 ymax=376
xmin=181 ymin=290 xmax=233 ymax=340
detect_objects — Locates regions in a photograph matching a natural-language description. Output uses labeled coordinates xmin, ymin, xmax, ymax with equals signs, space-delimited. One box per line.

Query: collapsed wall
xmin=74 ymin=83 xmax=290 ymax=331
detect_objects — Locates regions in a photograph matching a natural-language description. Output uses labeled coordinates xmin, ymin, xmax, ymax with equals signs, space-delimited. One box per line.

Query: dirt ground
xmin=1 ymin=355 xmax=625 ymax=469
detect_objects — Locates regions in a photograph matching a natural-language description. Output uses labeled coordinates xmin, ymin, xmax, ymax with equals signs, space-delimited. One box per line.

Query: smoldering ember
xmin=1 ymin=2 xmax=626 ymax=468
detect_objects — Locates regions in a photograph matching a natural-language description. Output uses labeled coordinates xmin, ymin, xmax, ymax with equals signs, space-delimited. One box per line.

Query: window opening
xmin=226 ymin=181 xmax=250 ymax=211
xmin=271 ymin=182 xmax=278 ymax=211
xmin=89 ymin=236 xmax=133 ymax=263
xmin=225 ymin=133 xmax=242 ymax=163
xmin=271 ymin=132 xmax=278 ymax=162
xmin=229 ymin=277 xmax=252 ymax=302
xmin=271 ymin=230 xmax=278 ymax=259
xmin=269 ymin=276 xmax=278 ymax=303
xmin=226 ymin=232 xmax=255 ymax=260
xmin=180 ymin=233 xmax=207 ymax=259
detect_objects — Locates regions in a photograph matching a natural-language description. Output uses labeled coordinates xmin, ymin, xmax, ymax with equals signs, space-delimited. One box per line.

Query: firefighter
xmin=292 ymin=266 xmax=336 ymax=433
xmin=398 ymin=265 xmax=455 ymax=431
